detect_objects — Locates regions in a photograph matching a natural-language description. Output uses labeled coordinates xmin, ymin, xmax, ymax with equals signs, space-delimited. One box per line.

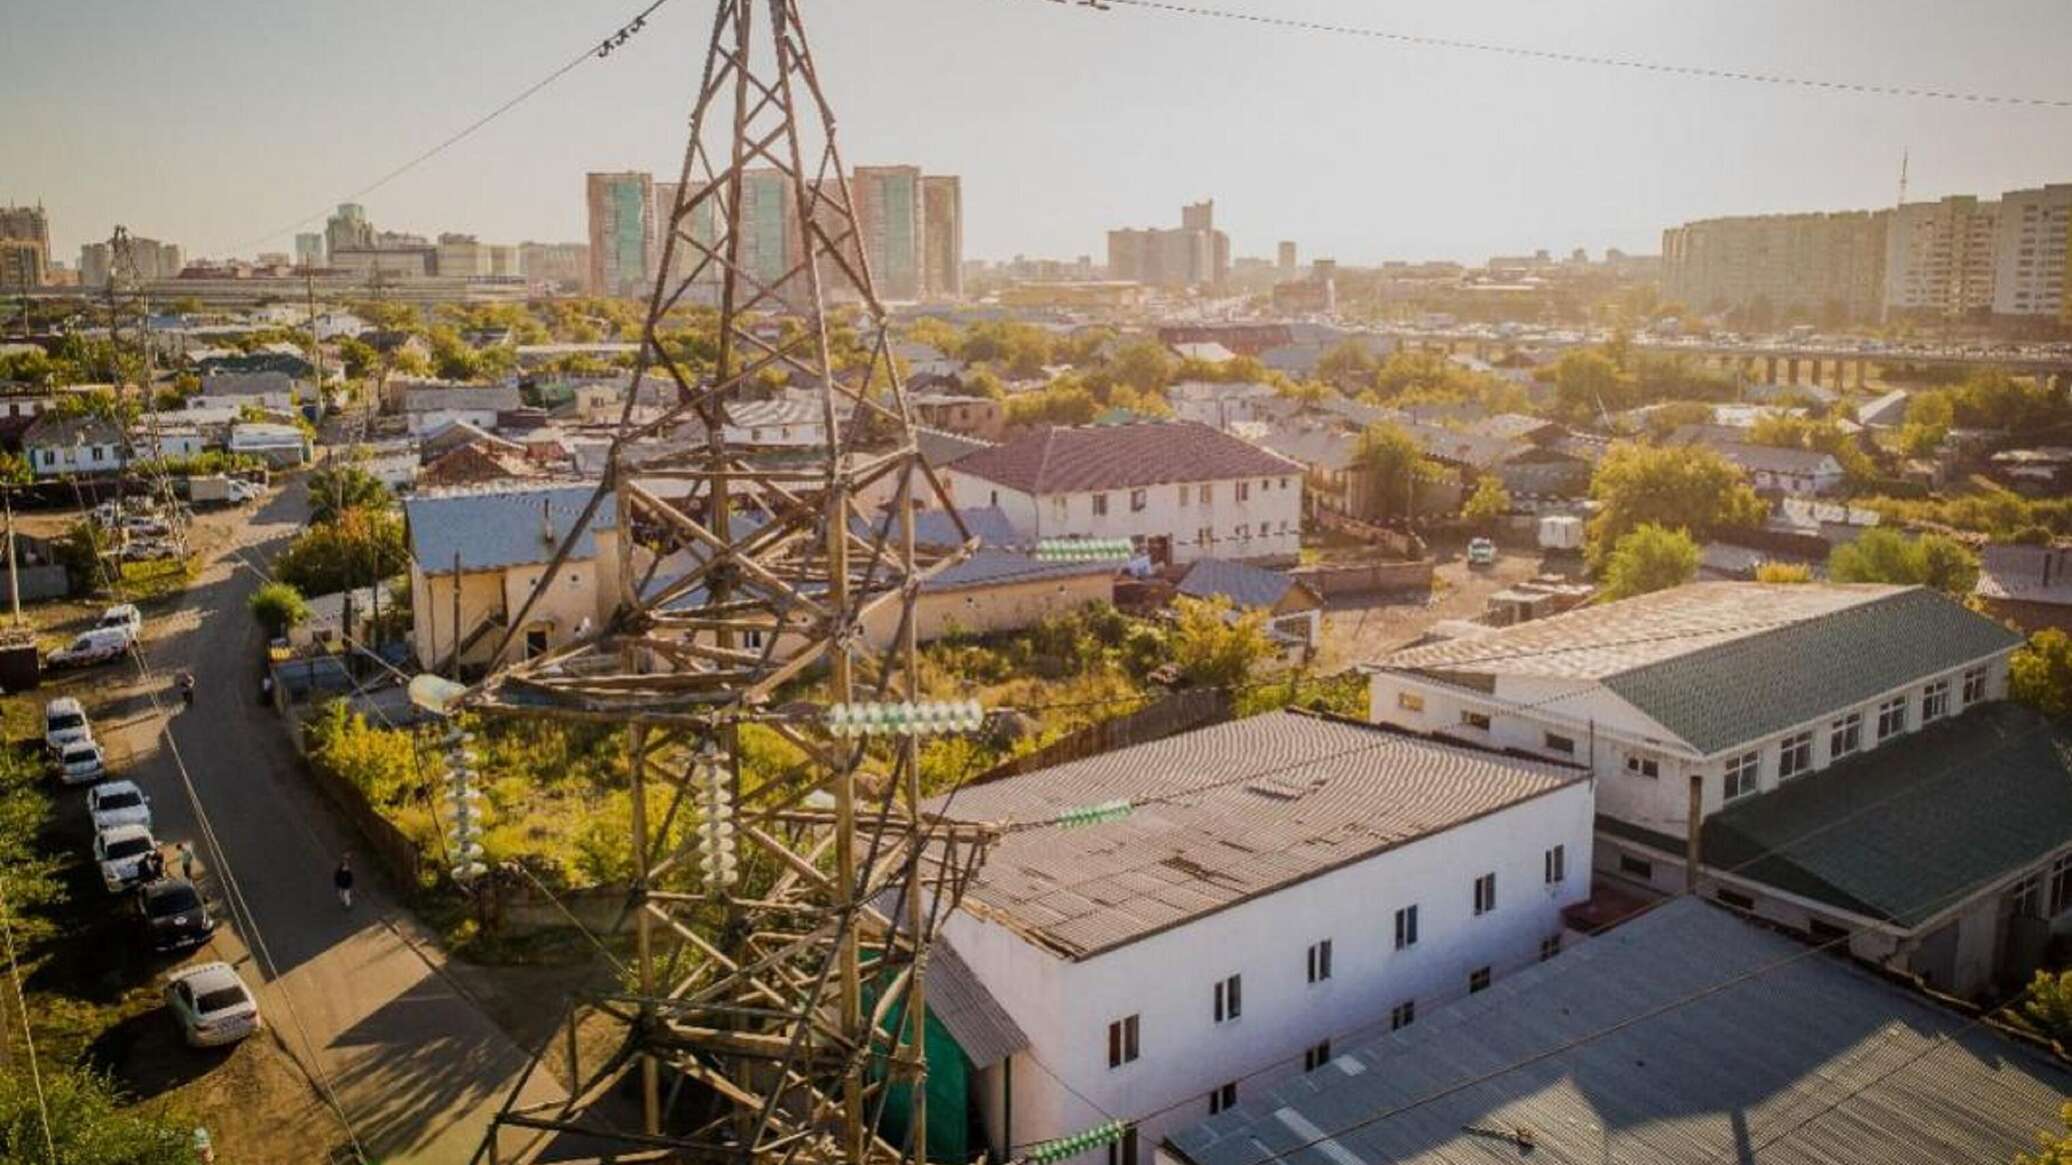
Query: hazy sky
xmin=7 ymin=0 xmax=2071 ymax=267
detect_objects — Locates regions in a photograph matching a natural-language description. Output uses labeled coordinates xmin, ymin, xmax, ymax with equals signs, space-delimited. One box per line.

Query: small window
xmin=1472 ymin=872 xmax=1496 ymax=916
xmin=744 ymin=628 xmax=765 ymax=650
xmin=2050 ymin=854 xmax=2072 ymax=917
xmin=1876 ymin=696 xmax=1907 ymax=742
xmin=1717 ymin=888 xmax=1756 ymax=912
xmin=1396 ymin=691 xmax=1424 ymax=713
xmin=1129 ymin=488 xmax=1147 ymax=513
xmin=1213 ymin=974 xmax=1241 ymax=1023
xmin=1544 ymin=845 xmax=1565 ymax=885
xmin=1922 ymin=679 xmax=1951 ymax=723
xmin=1092 ymin=493 xmax=1108 ymax=517
xmin=1107 ymin=1128 xmax=1138 ymax=1165
xmin=1778 ymin=730 xmax=1813 ymax=780
xmin=1829 ymin=711 xmax=1862 ymax=759
xmin=1724 ymin=751 xmax=1760 ymax=801
xmin=1235 ymin=524 xmax=1249 ymax=540
xmin=1459 ymin=710 xmax=1490 ymax=731
xmin=1468 ymin=966 xmax=1492 ymax=994
xmin=2010 ymin=873 xmax=2043 ymax=919
xmin=1280 ymin=477 xmax=1291 ymax=490
xmin=1625 ymin=754 xmax=1659 ymax=779
xmin=1051 ymin=496 xmax=1069 ymax=519
xmin=1200 ymin=484 xmax=1213 ymax=504
xmin=1619 ymin=853 xmax=1654 ymax=881
xmin=1306 ymin=940 xmax=1332 ymax=984
xmin=1236 ymin=481 xmax=1251 ymax=502
xmin=989 ymin=490 xmax=999 ymax=506
xmin=1303 ymin=1041 xmax=1332 ymax=1072
xmin=1389 ymin=1000 xmax=1415 ymax=1030
xmin=1539 ymin=934 xmax=1562 ymax=961
xmin=1177 ymin=484 xmax=1190 ymax=506
xmin=1208 ymin=1082 xmax=1237 ymax=1115
xmin=1962 ymin=666 xmax=1988 ymax=705
xmin=1543 ymin=732 xmax=1575 ymax=755
xmin=1393 ymin=905 xmax=1418 ymax=949
xmin=1106 ymin=1015 xmax=1139 ymax=1067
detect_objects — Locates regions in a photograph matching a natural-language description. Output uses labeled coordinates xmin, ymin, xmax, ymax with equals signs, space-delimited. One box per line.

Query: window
xmin=1459 ymin=710 xmax=1490 ymax=731
xmin=1778 ymin=730 xmax=1813 ymax=780
xmin=1092 ymin=493 xmax=1108 ymax=517
xmin=1389 ymin=1000 xmax=1415 ymax=1030
xmin=1619 ymin=853 xmax=1654 ymax=881
xmin=1539 ymin=934 xmax=1562 ymax=961
xmin=1717 ymin=888 xmax=1756 ymax=911
xmin=1235 ymin=481 xmax=1251 ymax=502
xmin=1393 ymin=905 xmax=1418 ymax=949
xmin=1303 ymin=1040 xmax=1332 ymax=1072
xmin=40 ymin=450 xmax=51 ymax=467
xmin=1829 ymin=711 xmax=1862 ymax=759
xmin=1213 ymin=974 xmax=1241 ymax=1023
xmin=1208 ymin=1082 xmax=1237 ymax=1115
xmin=1177 ymin=485 xmax=1190 ymax=506
xmin=989 ymin=490 xmax=999 ymax=507
xmin=1543 ymin=732 xmax=1575 ymax=756
xmin=2048 ymin=855 xmax=2071 ymax=917
xmin=1106 ymin=1015 xmax=1139 ymax=1067
xmin=1396 ymin=691 xmax=1424 ymax=713
xmin=1234 ymin=524 xmax=1249 ymax=540
xmin=2010 ymin=873 xmax=2043 ymax=919
xmin=1876 ymin=696 xmax=1907 ymax=742
xmin=1922 ymin=679 xmax=1951 ymax=723
xmin=1624 ymin=754 xmax=1659 ymax=779
xmin=1724 ymin=751 xmax=1760 ymax=801
xmin=1963 ymin=667 xmax=1989 ymax=705
xmin=1281 ymin=477 xmax=1292 ymax=490
xmin=1473 ymin=872 xmax=1497 ymax=916
xmin=91 ymin=447 xmax=103 ymax=462
xmin=1199 ymin=484 xmax=1213 ymax=504
xmin=1130 ymin=488 xmax=1147 ymax=513
xmin=1197 ymin=527 xmax=1213 ymax=546
xmin=1051 ymin=496 xmax=1069 ymax=520
xmin=1307 ymin=940 xmax=1332 ymax=984
xmin=1468 ymin=966 xmax=1492 ymax=994
xmin=1107 ymin=1128 xmax=1138 ymax=1165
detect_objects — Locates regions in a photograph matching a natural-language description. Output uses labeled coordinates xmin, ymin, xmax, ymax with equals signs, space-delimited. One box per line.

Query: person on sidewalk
xmin=333 ymin=855 xmax=355 ymax=909
xmin=177 ymin=840 xmax=198 ymax=883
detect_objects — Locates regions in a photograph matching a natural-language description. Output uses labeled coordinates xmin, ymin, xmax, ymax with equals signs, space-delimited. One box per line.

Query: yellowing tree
xmin=1599 ymin=523 xmax=1700 ymax=600
xmin=1585 ymin=443 xmax=1764 ymax=573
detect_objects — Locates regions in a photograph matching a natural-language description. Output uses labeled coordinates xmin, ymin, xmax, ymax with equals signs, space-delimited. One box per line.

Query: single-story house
xmin=23 ymin=414 xmax=126 ymax=477
xmin=1174 ymin=557 xmax=1323 ymax=651
xmin=401 ymin=384 xmax=523 ymax=436
xmin=227 ymin=422 xmax=311 ymax=467
xmin=198 ymin=371 xmax=302 ymax=412
xmin=1974 ymin=543 xmax=2072 ymax=633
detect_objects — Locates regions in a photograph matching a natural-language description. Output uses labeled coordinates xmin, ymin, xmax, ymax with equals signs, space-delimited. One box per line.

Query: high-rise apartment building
xmin=78 ymin=237 xmax=183 ymax=286
xmin=326 ymin=203 xmax=373 ymax=257
xmin=1884 ymin=195 xmax=1999 ymax=318
xmin=921 ymin=176 xmax=963 ymax=301
xmin=436 ymin=233 xmax=493 ymax=278
xmin=586 ymin=172 xmax=655 ymax=297
xmin=1992 ymin=184 xmax=2072 ymax=322
xmin=295 ymin=232 xmax=326 ymax=267
xmin=521 ymin=242 xmax=590 ymax=290
xmin=1107 ymin=199 xmax=1229 ymax=291
xmin=1277 ymin=241 xmax=1297 ymax=272
xmin=0 ymin=204 xmax=51 ymax=287
xmin=852 ymin=165 xmax=924 ymax=301
xmin=1660 ymin=211 xmax=1886 ymax=323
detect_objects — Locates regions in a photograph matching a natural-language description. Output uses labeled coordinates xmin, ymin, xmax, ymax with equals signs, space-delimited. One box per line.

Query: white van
xmin=44 ymin=697 xmax=91 ymax=752
xmin=48 ymin=626 xmax=134 ymax=669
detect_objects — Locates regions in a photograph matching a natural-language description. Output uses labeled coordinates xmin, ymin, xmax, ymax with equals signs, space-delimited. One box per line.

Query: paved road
xmin=111 ymin=483 xmax=562 ymax=1164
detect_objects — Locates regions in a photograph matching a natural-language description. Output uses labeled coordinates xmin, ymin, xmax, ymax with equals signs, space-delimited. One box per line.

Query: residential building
xmin=435 ymin=233 xmax=494 ymax=278
xmin=1365 ymin=582 xmax=2045 ymax=996
xmin=78 ymin=235 xmax=182 ymax=286
xmin=853 ymin=165 xmax=926 ymax=301
xmin=854 ymin=507 xmax=1114 ymax=647
xmin=1160 ymin=898 xmax=2072 ymax=1165
xmin=0 ymin=203 xmax=50 ymax=262
xmin=0 ymin=241 xmax=44 ymax=290
xmin=935 ymin=711 xmax=1594 ymax=1164
xmin=1659 ymin=210 xmax=1887 ymax=323
xmin=1973 ymin=543 xmax=2072 ymax=632
xmin=197 ymin=371 xmax=300 ymax=412
xmin=294 ymin=232 xmax=325 ymax=267
xmin=1884 ymin=195 xmax=2000 ymax=318
xmin=402 ymin=483 xmax=621 ymax=672
xmin=946 ymin=421 xmax=1304 ymax=566
xmin=23 ymin=414 xmax=126 ymax=476
xmin=330 ymin=245 xmax=434 ymax=278
xmin=921 ymin=175 xmax=964 ymax=300
xmin=1669 ymin=428 xmax=1845 ymax=496
xmin=325 ymin=203 xmax=374 ymax=256
xmin=909 ymin=393 xmax=1004 ymax=441
xmin=1173 ymin=557 xmax=1323 ymax=651
xmin=520 ymin=241 xmax=589 ymax=291
xmin=1992 ymin=183 xmax=2072 ymax=321
xmin=1108 ymin=200 xmax=1230 ymax=291
xmin=1167 ymin=381 xmax=1280 ymax=430
xmin=1276 ymin=240 xmax=1296 ymax=271
xmin=402 ymin=385 xmax=523 ymax=436
xmin=227 ymin=422 xmax=309 ymax=467
xmin=586 ymin=172 xmax=656 ymax=296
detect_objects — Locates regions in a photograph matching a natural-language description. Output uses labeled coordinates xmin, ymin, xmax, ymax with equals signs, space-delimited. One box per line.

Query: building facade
xmin=585 ymin=171 xmax=655 ymax=297
xmin=325 ymin=203 xmax=373 ymax=257
xmin=1108 ymin=201 xmax=1231 ymax=291
xmin=1884 ymin=195 xmax=2000 ymax=318
xmin=1992 ymin=184 xmax=2072 ymax=321
xmin=0 ymin=204 xmax=50 ymax=287
xmin=520 ymin=242 xmax=589 ymax=290
xmin=1660 ymin=210 xmax=1886 ymax=323
xmin=921 ymin=175 xmax=964 ymax=300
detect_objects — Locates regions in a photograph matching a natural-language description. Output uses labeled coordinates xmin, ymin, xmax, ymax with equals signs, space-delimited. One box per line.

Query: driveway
xmin=107 ymin=483 xmax=563 ymax=1163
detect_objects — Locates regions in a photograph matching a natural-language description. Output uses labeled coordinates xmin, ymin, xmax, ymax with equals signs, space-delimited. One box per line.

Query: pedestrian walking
xmin=140 ymin=847 xmax=165 ymax=883
xmin=177 ymin=840 xmax=197 ymax=883
xmin=333 ymin=855 xmax=355 ymax=909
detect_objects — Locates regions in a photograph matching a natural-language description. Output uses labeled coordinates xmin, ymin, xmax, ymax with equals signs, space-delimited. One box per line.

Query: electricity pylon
xmin=466 ymin=1 xmax=991 ymax=1161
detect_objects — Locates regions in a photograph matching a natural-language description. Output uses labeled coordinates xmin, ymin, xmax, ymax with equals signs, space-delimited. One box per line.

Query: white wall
xmin=408 ymin=407 xmax=503 ymax=437
xmin=29 ymin=439 xmax=124 ymax=477
xmin=949 ymin=777 xmax=1595 ymax=1162
xmin=949 ymin=471 xmax=1304 ymax=564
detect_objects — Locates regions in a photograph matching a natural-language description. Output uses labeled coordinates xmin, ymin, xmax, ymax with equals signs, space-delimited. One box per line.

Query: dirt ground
xmin=1313 ymin=536 xmax=1582 ymax=672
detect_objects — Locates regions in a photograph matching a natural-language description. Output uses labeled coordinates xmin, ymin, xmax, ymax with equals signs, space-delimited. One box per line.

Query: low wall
xmin=973 ymin=687 xmax=1233 ymax=785
xmin=1290 ymin=558 xmax=1435 ymax=597
xmin=292 ymin=716 xmax=431 ymax=894
xmin=4 ymin=564 xmax=68 ymax=604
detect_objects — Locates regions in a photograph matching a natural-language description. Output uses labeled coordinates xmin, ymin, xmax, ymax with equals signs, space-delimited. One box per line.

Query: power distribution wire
xmin=1079 ymin=0 xmax=2072 ymax=110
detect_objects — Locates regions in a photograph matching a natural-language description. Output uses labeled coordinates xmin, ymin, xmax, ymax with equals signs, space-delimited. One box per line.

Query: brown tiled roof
xmin=951 ymin=420 xmax=1300 ymax=494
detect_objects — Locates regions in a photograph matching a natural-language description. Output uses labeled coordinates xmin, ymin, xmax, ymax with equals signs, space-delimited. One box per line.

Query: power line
xmin=1075 ymin=0 xmax=2072 ymax=110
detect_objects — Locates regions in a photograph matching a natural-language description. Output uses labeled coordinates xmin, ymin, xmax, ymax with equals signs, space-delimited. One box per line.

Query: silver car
xmin=164 ymin=962 xmax=262 ymax=1048
xmin=87 ymin=779 xmax=151 ymax=831
xmin=93 ymin=823 xmax=158 ymax=893
xmin=55 ymin=739 xmax=107 ymax=786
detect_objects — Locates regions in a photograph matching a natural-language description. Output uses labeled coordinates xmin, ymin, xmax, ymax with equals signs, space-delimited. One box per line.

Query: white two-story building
xmin=1364 ymin=581 xmax=2063 ymax=998
xmin=946 ymin=421 xmax=1304 ymax=566
xmin=932 ymin=710 xmax=1594 ymax=1165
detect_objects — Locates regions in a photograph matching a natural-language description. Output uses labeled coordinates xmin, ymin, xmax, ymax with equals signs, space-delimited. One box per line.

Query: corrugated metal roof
xmin=1166 ymin=897 xmax=2072 ymax=1165
xmin=1976 ymin=544 xmax=2072 ymax=608
xmin=1177 ymin=558 xmax=1301 ymax=611
xmin=924 ymin=549 xmax=1117 ymax=593
xmin=935 ymin=712 xmax=1582 ymax=960
xmin=953 ymin=421 xmax=1300 ymax=494
xmin=404 ymin=483 xmax=616 ymax=573
xmin=927 ymin=944 xmax=1030 ymax=1066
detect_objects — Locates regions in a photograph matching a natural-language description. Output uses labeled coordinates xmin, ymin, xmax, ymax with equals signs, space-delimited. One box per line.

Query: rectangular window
xmin=1303 ymin=1040 xmax=1332 ymax=1072
xmin=1108 ymin=1128 xmax=1138 ymax=1165
xmin=1829 ymin=711 xmax=1862 ymax=759
xmin=2048 ymin=855 xmax=2071 ymax=916
xmin=1724 ymin=751 xmax=1760 ymax=801
xmin=1396 ymin=691 xmax=1424 ymax=713
xmin=1389 ymin=1000 xmax=1415 ymax=1030
xmin=2011 ymin=873 xmax=2043 ymax=918
xmin=1281 ymin=477 xmax=1292 ymax=490
xmin=1625 ymin=754 xmax=1660 ymax=779
xmin=1876 ymin=696 xmax=1907 ymax=742
xmin=1544 ymin=732 xmax=1575 ymax=756
xmin=1459 ymin=710 xmax=1491 ymax=731
xmin=1539 ymin=934 xmax=1562 ymax=961
xmin=1106 ymin=1015 xmax=1139 ymax=1067
xmin=1619 ymin=853 xmax=1654 ymax=881
xmin=1213 ymin=975 xmax=1241 ymax=1023
xmin=1778 ymin=730 xmax=1813 ymax=780
xmin=1235 ymin=524 xmax=1249 ymax=540
xmin=1208 ymin=1082 xmax=1237 ymax=1115
xmin=1393 ymin=905 xmax=1418 ymax=949
xmin=1200 ymin=484 xmax=1213 ymax=504
xmin=1962 ymin=666 xmax=1988 ymax=705
xmin=1468 ymin=966 xmax=1492 ymax=994
xmin=1051 ymin=496 xmax=1068 ymax=520
xmin=1177 ymin=485 xmax=1190 ymax=506
xmin=1092 ymin=493 xmax=1108 ymax=517
xmin=1717 ymin=888 xmax=1756 ymax=911
xmin=1922 ymin=679 xmax=1951 ymax=723
xmin=1544 ymin=845 xmax=1565 ymax=885
xmin=1196 ymin=527 xmax=1213 ymax=546
xmin=1236 ymin=481 xmax=1251 ymax=502
xmin=1473 ymin=872 xmax=1497 ymax=916
xmin=1130 ymin=488 xmax=1147 ymax=513
xmin=1307 ymin=940 xmax=1332 ymax=984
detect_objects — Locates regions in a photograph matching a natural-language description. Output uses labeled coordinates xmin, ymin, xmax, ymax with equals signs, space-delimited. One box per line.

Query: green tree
xmin=2017 ymin=1103 xmax=2072 ymax=1165
xmin=0 ymin=1065 xmax=197 ymax=1164
xmin=1461 ymin=476 xmax=1511 ymax=526
xmin=2022 ymin=968 xmax=2072 ymax=1045
xmin=1826 ymin=528 xmax=1978 ymax=596
xmin=1585 ymin=443 xmax=1765 ymax=573
xmin=1316 ymin=339 xmax=1381 ymax=391
xmin=274 ymin=507 xmax=408 ymax=595
xmin=307 ymin=464 xmax=392 ymax=525
xmin=2011 ymin=629 xmax=2072 ymax=720
xmin=1109 ymin=340 xmax=1175 ymax=394
xmin=53 ymin=519 xmax=114 ymax=595
xmin=1354 ymin=421 xmax=1443 ymax=516
xmin=1551 ymin=349 xmax=1634 ymax=421
xmin=1599 ymin=523 xmax=1700 ymax=600
xmin=1169 ymin=596 xmax=1272 ymax=688
xmin=0 ymin=451 xmax=30 ymax=486
xmin=249 ymin=581 xmax=311 ymax=635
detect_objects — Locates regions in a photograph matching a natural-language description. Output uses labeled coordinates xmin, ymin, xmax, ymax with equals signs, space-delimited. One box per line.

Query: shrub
xmin=248 ymin=581 xmax=309 ymax=635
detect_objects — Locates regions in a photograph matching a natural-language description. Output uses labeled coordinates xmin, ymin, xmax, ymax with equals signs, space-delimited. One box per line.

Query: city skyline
xmin=7 ymin=0 xmax=2072 ymax=267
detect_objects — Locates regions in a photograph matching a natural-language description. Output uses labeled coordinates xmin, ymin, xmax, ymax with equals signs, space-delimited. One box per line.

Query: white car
xmin=48 ymin=627 xmax=132 ymax=669
xmin=54 ymin=739 xmax=107 ymax=785
xmin=87 ymin=779 xmax=151 ymax=831
xmin=93 ymin=822 xmax=158 ymax=893
xmin=227 ymin=479 xmax=263 ymax=503
xmin=164 ymin=962 xmax=262 ymax=1048
xmin=97 ymin=604 xmax=142 ymax=636
xmin=43 ymin=697 xmax=90 ymax=752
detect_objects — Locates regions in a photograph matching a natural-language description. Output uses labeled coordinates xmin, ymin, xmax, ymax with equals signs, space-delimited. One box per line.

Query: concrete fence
xmin=1289 ymin=558 xmax=1436 ymax=597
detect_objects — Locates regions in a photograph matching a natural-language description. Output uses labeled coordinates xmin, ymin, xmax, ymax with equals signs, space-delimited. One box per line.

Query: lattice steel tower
xmin=468 ymin=0 xmax=990 ymax=1160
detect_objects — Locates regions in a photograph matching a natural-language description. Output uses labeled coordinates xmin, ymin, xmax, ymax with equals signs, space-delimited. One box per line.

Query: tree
xmin=1354 ymin=421 xmax=1443 ymax=517
xmin=1826 ymin=528 xmax=1979 ymax=596
xmin=1599 ymin=524 xmax=1699 ymax=600
xmin=1316 ymin=339 xmax=1381 ymax=391
xmin=307 ymin=464 xmax=392 ymax=525
xmin=1169 ymin=597 xmax=1272 ymax=688
xmin=1109 ymin=340 xmax=1175 ymax=395
xmin=1754 ymin=561 xmax=1814 ymax=584
xmin=1585 ymin=443 xmax=1764 ymax=573
xmin=249 ymin=581 xmax=311 ymax=635
xmin=2011 ymin=629 xmax=2072 ymax=720
xmin=53 ymin=520 xmax=114 ymax=595
xmin=1461 ymin=476 xmax=1511 ymax=526
xmin=2022 ymin=967 xmax=2072 ymax=1045
xmin=0 ymin=1065 xmax=197 ymax=1164
xmin=1550 ymin=349 xmax=1633 ymax=421
xmin=274 ymin=507 xmax=408 ymax=595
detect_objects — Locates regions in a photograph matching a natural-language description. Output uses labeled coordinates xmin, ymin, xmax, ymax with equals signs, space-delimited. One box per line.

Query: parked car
xmin=135 ymin=877 xmax=215 ymax=953
xmin=1466 ymin=537 xmax=1498 ymax=567
xmin=121 ymin=538 xmax=181 ymax=562
xmin=43 ymin=697 xmax=90 ymax=752
xmin=87 ymin=779 xmax=151 ymax=830
xmin=97 ymin=603 xmax=142 ymax=635
xmin=54 ymin=739 xmax=107 ymax=785
xmin=93 ymin=823 xmax=158 ymax=893
xmin=121 ymin=515 xmax=172 ymax=538
xmin=48 ymin=626 xmax=133 ymax=669
xmin=164 ymin=962 xmax=261 ymax=1047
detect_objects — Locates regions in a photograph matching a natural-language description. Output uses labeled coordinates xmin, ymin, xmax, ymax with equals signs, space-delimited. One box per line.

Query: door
xmin=524 ymin=627 xmax=550 ymax=659
xmin=1145 ymin=535 xmax=1171 ymax=566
